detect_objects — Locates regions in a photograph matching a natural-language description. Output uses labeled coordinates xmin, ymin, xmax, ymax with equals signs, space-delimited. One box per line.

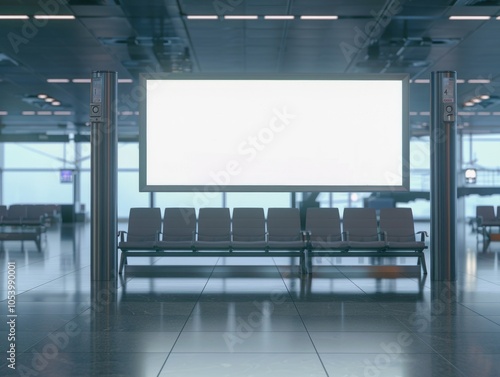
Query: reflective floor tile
xmin=301 ymin=314 xmax=408 ymax=332
xmin=184 ymin=314 xmax=306 ymax=332
xmin=0 ymin=352 xmax=168 ymax=377
xmin=395 ymin=313 xmax=500 ymax=333
xmin=159 ymin=353 xmax=328 ymax=377
xmin=417 ymin=332 xmax=500 ymax=354
xmin=442 ymin=352 xmax=500 ymax=377
xmin=309 ymin=331 xmax=435 ymax=353
xmin=172 ymin=331 xmax=315 ymax=353
xmin=320 ymin=352 xmax=464 ymax=377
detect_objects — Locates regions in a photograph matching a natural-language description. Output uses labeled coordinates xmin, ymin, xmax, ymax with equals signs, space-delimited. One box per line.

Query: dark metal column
xmin=430 ymin=71 xmax=457 ymax=281
xmin=90 ymin=71 xmax=117 ymax=281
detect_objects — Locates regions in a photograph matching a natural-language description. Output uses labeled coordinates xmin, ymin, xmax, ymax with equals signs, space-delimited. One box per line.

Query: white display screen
xmin=139 ymin=74 xmax=409 ymax=192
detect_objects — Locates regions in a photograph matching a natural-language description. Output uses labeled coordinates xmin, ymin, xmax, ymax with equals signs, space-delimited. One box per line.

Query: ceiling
xmin=1 ymin=0 xmax=500 ymax=141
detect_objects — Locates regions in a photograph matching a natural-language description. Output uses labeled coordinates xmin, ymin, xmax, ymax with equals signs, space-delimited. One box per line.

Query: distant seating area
xmin=0 ymin=204 xmax=58 ymax=250
xmin=118 ymin=207 xmax=428 ymax=274
xmin=476 ymin=205 xmax=500 ymax=249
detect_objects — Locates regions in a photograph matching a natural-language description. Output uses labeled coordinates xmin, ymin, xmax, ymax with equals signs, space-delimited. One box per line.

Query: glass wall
xmin=0 ymin=134 xmax=498 ymax=221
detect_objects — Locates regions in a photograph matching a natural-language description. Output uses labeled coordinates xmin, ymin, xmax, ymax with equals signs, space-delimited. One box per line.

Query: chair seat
xmin=267 ymin=240 xmax=305 ymax=250
xmin=231 ymin=241 xmax=268 ymax=250
xmin=119 ymin=241 xmax=157 ymax=250
xmin=385 ymin=241 xmax=425 ymax=250
xmin=309 ymin=240 xmax=349 ymax=251
xmin=347 ymin=240 xmax=386 ymax=250
xmin=156 ymin=240 xmax=193 ymax=250
xmin=194 ymin=241 xmax=231 ymax=250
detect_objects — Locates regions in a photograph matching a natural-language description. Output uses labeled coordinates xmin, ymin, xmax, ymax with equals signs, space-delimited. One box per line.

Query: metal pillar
xmin=90 ymin=71 xmax=117 ymax=281
xmin=430 ymin=71 xmax=457 ymax=281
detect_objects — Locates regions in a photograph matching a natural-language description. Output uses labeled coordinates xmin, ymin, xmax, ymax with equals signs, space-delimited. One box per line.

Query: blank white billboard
xmin=139 ymin=74 xmax=409 ymax=192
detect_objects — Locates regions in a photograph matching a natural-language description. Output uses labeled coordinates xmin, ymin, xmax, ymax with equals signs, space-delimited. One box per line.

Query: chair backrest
xmin=267 ymin=208 xmax=301 ymax=241
xmin=497 ymin=206 xmax=500 ymax=220
xmin=232 ymin=208 xmax=266 ymax=242
xmin=197 ymin=208 xmax=231 ymax=242
xmin=162 ymin=208 xmax=196 ymax=241
xmin=126 ymin=207 xmax=161 ymax=242
xmin=342 ymin=208 xmax=379 ymax=242
xmin=305 ymin=207 xmax=342 ymax=242
xmin=476 ymin=205 xmax=496 ymax=221
xmin=26 ymin=205 xmax=47 ymax=219
xmin=379 ymin=207 xmax=416 ymax=242
xmin=6 ymin=204 xmax=28 ymax=219
xmin=0 ymin=205 xmax=7 ymax=218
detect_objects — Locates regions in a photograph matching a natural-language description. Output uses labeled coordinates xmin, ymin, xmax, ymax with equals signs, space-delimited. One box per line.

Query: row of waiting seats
xmin=0 ymin=204 xmax=58 ymax=250
xmin=118 ymin=207 xmax=428 ymax=274
xmin=476 ymin=205 xmax=500 ymax=248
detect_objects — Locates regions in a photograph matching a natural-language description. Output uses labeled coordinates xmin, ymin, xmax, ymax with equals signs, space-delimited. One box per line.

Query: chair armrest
xmin=380 ymin=231 xmax=388 ymax=241
xmin=416 ymin=231 xmax=428 ymax=242
xmin=301 ymin=230 xmax=310 ymax=242
xmin=117 ymin=230 xmax=127 ymax=242
xmin=343 ymin=230 xmax=349 ymax=241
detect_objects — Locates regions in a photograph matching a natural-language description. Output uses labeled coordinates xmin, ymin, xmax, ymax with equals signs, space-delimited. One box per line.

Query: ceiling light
xmin=45 ymin=97 xmax=54 ymax=103
xmin=0 ymin=111 xmax=8 ymax=115
xmin=118 ymin=79 xmax=133 ymax=83
xmin=187 ymin=15 xmax=218 ymax=20
xmin=54 ymin=111 xmax=71 ymax=115
xmin=477 ymin=112 xmax=491 ymax=115
xmin=468 ymin=79 xmax=491 ymax=84
xmin=449 ymin=16 xmax=491 ymax=20
xmin=0 ymin=15 xmax=29 ymax=20
xmin=37 ymin=111 xmax=52 ymax=115
xmin=34 ymin=15 xmax=75 ymax=20
xmin=300 ymin=15 xmax=338 ymax=20
xmin=457 ymin=79 xmax=465 ymax=84
xmin=224 ymin=15 xmax=258 ymax=20
xmin=47 ymin=78 xmax=69 ymax=83
xmin=264 ymin=15 xmax=294 ymax=20
xmin=52 ymin=101 xmax=61 ymax=106
xmin=480 ymin=94 xmax=490 ymax=100
xmin=464 ymin=101 xmax=474 ymax=107
xmin=22 ymin=111 xmax=35 ymax=115
xmin=471 ymin=98 xmax=482 ymax=103
xmin=72 ymin=79 xmax=91 ymax=83
xmin=413 ymin=79 xmax=430 ymax=83
xmin=37 ymin=94 xmax=48 ymax=99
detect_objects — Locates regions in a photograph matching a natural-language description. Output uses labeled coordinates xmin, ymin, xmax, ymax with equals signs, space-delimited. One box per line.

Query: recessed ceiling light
xmin=300 ymin=15 xmax=338 ymax=20
xmin=0 ymin=15 xmax=29 ymax=20
xmin=264 ymin=15 xmax=294 ymax=20
xmin=37 ymin=94 xmax=48 ymax=99
xmin=54 ymin=111 xmax=71 ymax=115
xmin=34 ymin=15 xmax=75 ymax=20
xmin=0 ymin=111 xmax=8 ymax=115
xmin=52 ymin=101 xmax=61 ymax=106
xmin=47 ymin=78 xmax=69 ymax=83
xmin=45 ymin=97 xmax=54 ymax=103
xmin=449 ymin=16 xmax=491 ymax=20
xmin=72 ymin=79 xmax=91 ymax=83
xmin=224 ymin=15 xmax=258 ymax=20
xmin=464 ymin=101 xmax=474 ymax=107
xmin=468 ymin=79 xmax=491 ymax=84
xmin=37 ymin=111 xmax=52 ymax=115
xmin=22 ymin=111 xmax=35 ymax=115
xmin=471 ymin=98 xmax=482 ymax=103
xmin=480 ymin=94 xmax=490 ymax=100
xmin=187 ymin=15 xmax=218 ymax=20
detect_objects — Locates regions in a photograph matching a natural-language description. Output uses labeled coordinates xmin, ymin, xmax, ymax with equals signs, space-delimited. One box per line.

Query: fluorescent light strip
xmin=468 ymin=79 xmax=491 ymax=84
xmin=224 ymin=15 xmax=258 ymax=20
xmin=54 ymin=111 xmax=71 ymax=115
xmin=493 ymin=112 xmax=500 ymax=115
xmin=72 ymin=79 xmax=91 ymax=83
xmin=477 ymin=112 xmax=491 ymax=116
xmin=409 ymin=111 xmax=418 ymax=116
xmin=0 ymin=15 xmax=29 ymax=19
xmin=300 ymin=15 xmax=338 ymax=20
xmin=37 ymin=111 xmax=52 ymax=115
xmin=22 ymin=111 xmax=35 ymax=115
xmin=187 ymin=15 xmax=218 ymax=20
xmin=419 ymin=111 xmax=430 ymax=116
xmin=264 ymin=15 xmax=294 ymax=20
xmin=457 ymin=79 xmax=465 ymax=84
xmin=34 ymin=15 xmax=75 ymax=20
xmin=449 ymin=15 xmax=491 ymax=20
xmin=47 ymin=78 xmax=69 ymax=83
xmin=118 ymin=79 xmax=133 ymax=83
xmin=458 ymin=112 xmax=473 ymax=115
xmin=413 ymin=79 xmax=430 ymax=84
xmin=0 ymin=111 xmax=8 ymax=115
xmin=120 ymin=111 xmax=134 ymax=116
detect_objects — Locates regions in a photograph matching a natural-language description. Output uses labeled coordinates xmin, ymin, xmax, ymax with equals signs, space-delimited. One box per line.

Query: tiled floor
xmin=1 ymin=220 xmax=500 ymax=376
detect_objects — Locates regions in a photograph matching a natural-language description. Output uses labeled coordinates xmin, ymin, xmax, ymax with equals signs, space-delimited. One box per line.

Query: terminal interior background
xmin=2 ymin=1 xmax=500 ymax=376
